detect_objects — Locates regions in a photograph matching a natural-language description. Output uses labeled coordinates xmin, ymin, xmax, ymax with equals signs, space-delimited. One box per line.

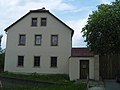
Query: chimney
xmin=42 ymin=7 xmax=45 ymax=10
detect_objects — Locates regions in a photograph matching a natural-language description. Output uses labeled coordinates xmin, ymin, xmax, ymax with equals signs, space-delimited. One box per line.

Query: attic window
xmin=31 ymin=18 xmax=37 ymax=26
xmin=41 ymin=18 xmax=47 ymax=26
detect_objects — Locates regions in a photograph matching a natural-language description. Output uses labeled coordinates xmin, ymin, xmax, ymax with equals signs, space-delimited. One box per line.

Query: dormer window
xmin=31 ymin=18 xmax=37 ymax=26
xmin=41 ymin=18 xmax=47 ymax=26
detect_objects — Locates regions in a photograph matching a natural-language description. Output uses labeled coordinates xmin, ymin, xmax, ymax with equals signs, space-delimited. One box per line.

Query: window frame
xmin=34 ymin=56 xmax=40 ymax=67
xmin=17 ymin=56 xmax=24 ymax=67
xmin=31 ymin=18 xmax=38 ymax=27
xmin=51 ymin=35 xmax=58 ymax=46
xmin=19 ymin=34 xmax=26 ymax=46
xmin=41 ymin=17 xmax=47 ymax=26
xmin=35 ymin=35 xmax=42 ymax=46
xmin=50 ymin=57 xmax=57 ymax=68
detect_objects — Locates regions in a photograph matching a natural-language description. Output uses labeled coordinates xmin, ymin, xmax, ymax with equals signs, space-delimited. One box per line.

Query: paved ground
xmin=88 ymin=80 xmax=105 ymax=90
xmin=88 ymin=87 xmax=105 ymax=90
xmin=105 ymin=80 xmax=120 ymax=90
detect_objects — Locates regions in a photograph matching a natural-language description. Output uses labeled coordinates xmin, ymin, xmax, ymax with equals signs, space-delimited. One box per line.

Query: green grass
xmin=0 ymin=72 xmax=71 ymax=83
xmin=3 ymin=83 xmax=87 ymax=90
xmin=0 ymin=72 xmax=87 ymax=90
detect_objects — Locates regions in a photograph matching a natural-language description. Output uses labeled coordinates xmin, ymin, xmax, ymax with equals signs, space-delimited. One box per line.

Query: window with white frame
xmin=51 ymin=57 xmax=57 ymax=68
xmin=34 ymin=56 xmax=40 ymax=67
xmin=51 ymin=35 xmax=58 ymax=46
xmin=18 ymin=56 xmax=24 ymax=67
xmin=19 ymin=34 xmax=26 ymax=45
xmin=35 ymin=35 xmax=42 ymax=45
xmin=31 ymin=18 xmax=37 ymax=26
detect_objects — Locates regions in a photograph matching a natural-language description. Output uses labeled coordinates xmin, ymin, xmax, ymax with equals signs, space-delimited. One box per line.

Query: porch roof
xmin=71 ymin=48 xmax=94 ymax=57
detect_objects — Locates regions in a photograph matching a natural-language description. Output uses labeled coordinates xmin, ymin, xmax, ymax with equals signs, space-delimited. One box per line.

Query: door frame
xmin=80 ymin=60 xmax=89 ymax=79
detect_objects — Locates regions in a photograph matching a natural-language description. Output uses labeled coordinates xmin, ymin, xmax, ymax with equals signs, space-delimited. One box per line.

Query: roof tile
xmin=71 ymin=48 xmax=94 ymax=57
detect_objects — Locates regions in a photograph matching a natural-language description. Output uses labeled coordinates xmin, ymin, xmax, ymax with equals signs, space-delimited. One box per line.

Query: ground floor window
xmin=51 ymin=57 xmax=57 ymax=68
xmin=34 ymin=56 xmax=40 ymax=67
xmin=18 ymin=56 xmax=24 ymax=67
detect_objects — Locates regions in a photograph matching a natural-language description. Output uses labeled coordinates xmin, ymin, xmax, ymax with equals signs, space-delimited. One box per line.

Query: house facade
xmin=4 ymin=8 xmax=99 ymax=81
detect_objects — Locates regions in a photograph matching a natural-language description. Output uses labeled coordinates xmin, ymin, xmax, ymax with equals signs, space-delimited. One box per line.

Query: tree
xmin=0 ymin=52 xmax=5 ymax=72
xmin=82 ymin=0 xmax=120 ymax=55
xmin=82 ymin=0 xmax=120 ymax=79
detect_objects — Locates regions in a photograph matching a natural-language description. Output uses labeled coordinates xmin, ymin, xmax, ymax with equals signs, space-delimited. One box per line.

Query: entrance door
xmin=80 ymin=60 xmax=89 ymax=79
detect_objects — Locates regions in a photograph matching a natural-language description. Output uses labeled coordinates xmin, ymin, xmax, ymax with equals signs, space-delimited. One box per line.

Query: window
xmin=35 ymin=35 xmax=42 ymax=45
xmin=19 ymin=34 xmax=26 ymax=45
xmin=51 ymin=35 xmax=58 ymax=46
xmin=18 ymin=56 xmax=24 ymax=67
xmin=34 ymin=56 xmax=40 ymax=67
xmin=51 ymin=57 xmax=57 ymax=68
xmin=41 ymin=18 xmax=47 ymax=26
xmin=31 ymin=18 xmax=37 ymax=26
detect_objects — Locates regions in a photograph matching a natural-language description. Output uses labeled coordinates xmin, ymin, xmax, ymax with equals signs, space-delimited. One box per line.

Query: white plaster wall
xmin=4 ymin=12 xmax=72 ymax=74
xmin=69 ymin=57 xmax=94 ymax=80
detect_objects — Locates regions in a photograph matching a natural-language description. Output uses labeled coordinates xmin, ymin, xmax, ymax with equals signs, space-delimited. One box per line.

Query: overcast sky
xmin=0 ymin=0 xmax=114 ymax=49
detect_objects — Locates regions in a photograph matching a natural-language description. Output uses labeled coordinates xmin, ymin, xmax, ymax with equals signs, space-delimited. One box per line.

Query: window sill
xmin=50 ymin=67 xmax=57 ymax=68
xmin=33 ymin=66 xmax=40 ymax=68
xmin=31 ymin=25 xmax=37 ymax=27
xmin=51 ymin=45 xmax=58 ymax=46
xmin=17 ymin=66 xmax=24 ymax=68
xmin=34 ymin=44 xmax=41 ymax=46
xmin=18 ymin=44 xmax=25 ymax=46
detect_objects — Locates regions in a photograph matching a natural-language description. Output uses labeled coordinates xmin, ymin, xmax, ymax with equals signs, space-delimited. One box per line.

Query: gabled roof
xmin=71 ymin=48 xmax=94 ymax=57
xmin=4 ymin=8 xmax=74 ymax=36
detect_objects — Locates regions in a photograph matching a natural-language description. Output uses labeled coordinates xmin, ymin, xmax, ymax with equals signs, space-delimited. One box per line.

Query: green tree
xmin=82 ymin=0 xmax=120 ymax=79
xmin=82 ymin=0 xmax=120 ymax=55
xmin=0 ymin=51 xmax=5 ymax=72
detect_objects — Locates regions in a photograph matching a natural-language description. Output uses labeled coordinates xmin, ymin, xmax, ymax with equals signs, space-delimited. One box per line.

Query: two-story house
xmin=4 ymin=8 xmax=99 ymax=81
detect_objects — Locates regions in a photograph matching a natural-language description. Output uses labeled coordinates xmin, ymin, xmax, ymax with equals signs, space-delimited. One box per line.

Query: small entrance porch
xmin=69 ymin=48 xmax=99 ymax=81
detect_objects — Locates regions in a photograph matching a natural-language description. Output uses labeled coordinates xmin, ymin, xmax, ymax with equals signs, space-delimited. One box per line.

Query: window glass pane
xmin=41 ymin=18 xmax=47 ymax=26
xmin=51 ymin=57 xmax=57 ymax=67
xmin=35 ymin=35 xmax=42 ymax=45
xmin=19 ymin=35 xmax=26 ymax=45
xmin=18 ymin=56 xmax=24 ymax=66
xmin=51 ymin=35 xmax=58 ymax=46
xmin=34 ymin=56 xmax=40 ymax=67
xmin=31 ymin=18 xmax=37 ymax=26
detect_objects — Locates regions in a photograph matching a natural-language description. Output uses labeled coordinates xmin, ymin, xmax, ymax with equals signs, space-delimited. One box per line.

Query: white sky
xmin=0 ymin=0 xmax=114 ymax=49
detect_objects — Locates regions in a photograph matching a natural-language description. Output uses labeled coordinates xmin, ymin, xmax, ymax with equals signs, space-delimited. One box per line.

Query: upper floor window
xmin=19 ymin=34 xmax=26 ymax=46
xmin=35 ymin=35 xmax=42 ymax=45
xmin=51 ymin=35 xmax=58 ymax=46
xmin=34 ymin=56 xmax=40 ymax=67
xmin=51 ymin=57 xmax=57 ymax=68
xmin=31 ymin=18 xmax=37 ymax=26
xmin=18 ymin=56 xmax=24 ymax=67
xmin=41 ymin=18 xmax=47 ymax=26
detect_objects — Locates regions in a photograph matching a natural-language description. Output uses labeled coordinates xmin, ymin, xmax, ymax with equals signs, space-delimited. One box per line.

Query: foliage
xmin=0 ymin=52 xmax=5 ymax=71
xmin=3 ymin=83 xmax=86 ymax=90
xmin=0 ymin=72 xmax=71 ymax=83
xmin=82 ymin=0 xmax=120 ymax=55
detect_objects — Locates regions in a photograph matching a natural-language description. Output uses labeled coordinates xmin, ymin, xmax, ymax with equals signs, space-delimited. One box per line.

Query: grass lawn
xmin=0 ymin=72 xmax=87 ymax=90
xmin=0 ymin=72 xmax=71 ymax=83
xmin=3 ymin=83 xmax=86 ymax=90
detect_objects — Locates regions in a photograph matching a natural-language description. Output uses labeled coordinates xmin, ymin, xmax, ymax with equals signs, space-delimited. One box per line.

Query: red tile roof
xmin=71 ymin=48 xmax=94 ymax=57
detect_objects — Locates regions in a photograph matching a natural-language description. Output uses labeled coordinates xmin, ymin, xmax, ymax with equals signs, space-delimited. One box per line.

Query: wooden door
xmin=80 ymin=60 xmax=89 ymax=79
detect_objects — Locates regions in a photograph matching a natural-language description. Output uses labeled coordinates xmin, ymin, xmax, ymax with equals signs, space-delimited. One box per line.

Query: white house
xmin=4 ymin=8 xmax=99 ymax=81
